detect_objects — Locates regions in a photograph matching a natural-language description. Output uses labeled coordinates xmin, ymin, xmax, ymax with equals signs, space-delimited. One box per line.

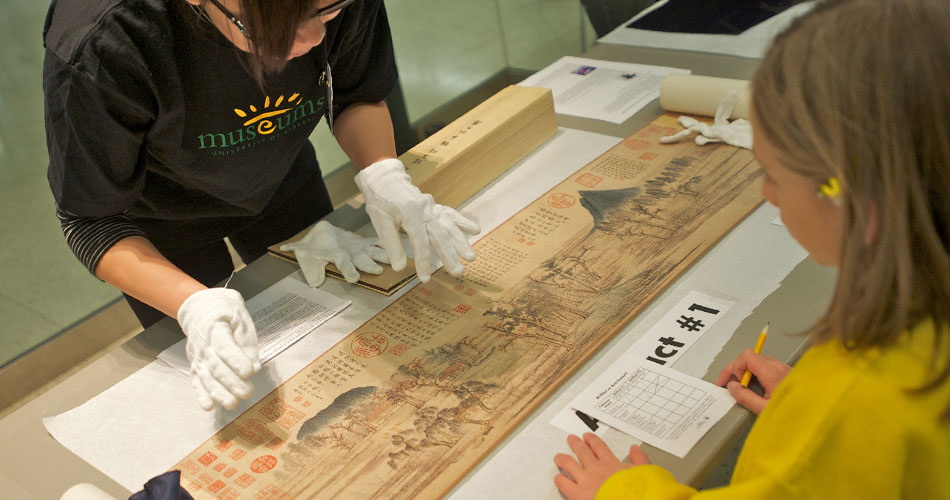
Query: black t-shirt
xmin=43 ymin=0 xmax=397 ymax=226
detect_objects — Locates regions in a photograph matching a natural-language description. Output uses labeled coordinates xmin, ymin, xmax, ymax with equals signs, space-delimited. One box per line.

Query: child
xmin=553 ymin=0 xmax=950 ymax=498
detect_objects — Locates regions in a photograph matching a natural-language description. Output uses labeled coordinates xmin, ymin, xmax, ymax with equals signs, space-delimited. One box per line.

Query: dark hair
xmin=194 ymin=0 xmax=318 ymax=83
xmin=242 ymin=0 xmax=315 ymax=79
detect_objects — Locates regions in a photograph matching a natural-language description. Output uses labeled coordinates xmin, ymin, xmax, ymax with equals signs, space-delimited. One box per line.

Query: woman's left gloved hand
xmin=355 ymin=158 xmax=480 ymax=282
xmin=280 ymin=220 xmax=389 ymax=287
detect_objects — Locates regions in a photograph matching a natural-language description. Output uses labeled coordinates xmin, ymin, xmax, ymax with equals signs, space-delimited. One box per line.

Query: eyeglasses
xmin=203 ymin=0 xmax=357 ymax=39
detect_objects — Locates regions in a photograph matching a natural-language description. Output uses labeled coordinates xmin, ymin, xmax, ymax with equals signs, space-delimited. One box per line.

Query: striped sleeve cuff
xmin=56 ymin=208 xmax=147 ymax=275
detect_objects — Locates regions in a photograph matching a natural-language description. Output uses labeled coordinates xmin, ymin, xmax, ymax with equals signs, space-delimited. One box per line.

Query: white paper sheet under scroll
xmin=43 ymin=128 xmax=624 ymax=491
xmin=158 ymin=274 xmax=351 ymax=375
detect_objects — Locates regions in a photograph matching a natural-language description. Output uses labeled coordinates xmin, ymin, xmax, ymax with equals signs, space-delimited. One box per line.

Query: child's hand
xmin=554 ymin=433 xmax=650 ymax=500
xmin=715 ymin=349 xmax=792 ymax=415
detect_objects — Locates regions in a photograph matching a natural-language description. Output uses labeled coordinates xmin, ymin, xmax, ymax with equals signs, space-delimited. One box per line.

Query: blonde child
xmin=553 ymin=0 xmax=950 ymax=498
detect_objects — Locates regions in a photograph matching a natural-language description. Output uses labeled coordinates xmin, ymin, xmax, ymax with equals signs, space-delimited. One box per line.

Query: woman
xmin=43 ymin=0 xmax=479 ymax=410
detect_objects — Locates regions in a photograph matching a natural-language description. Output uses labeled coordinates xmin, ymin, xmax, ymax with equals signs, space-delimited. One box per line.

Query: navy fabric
xmin=128 ymin=471 xmax=194 ymax=500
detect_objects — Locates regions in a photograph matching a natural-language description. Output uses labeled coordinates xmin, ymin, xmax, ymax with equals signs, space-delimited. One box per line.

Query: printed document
xmin=520 ymin=56 xmax=688 ymax=123
xmin=572 ymin=358 xmax=734 ymax=458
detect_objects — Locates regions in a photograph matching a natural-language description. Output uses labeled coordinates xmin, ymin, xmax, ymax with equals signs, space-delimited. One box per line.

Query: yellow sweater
xmin=598 ymin=319 xmax=950 ymax=500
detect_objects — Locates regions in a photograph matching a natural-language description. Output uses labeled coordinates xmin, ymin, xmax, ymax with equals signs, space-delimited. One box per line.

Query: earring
xmin=818 ymin=177 xmax=842 ymax=205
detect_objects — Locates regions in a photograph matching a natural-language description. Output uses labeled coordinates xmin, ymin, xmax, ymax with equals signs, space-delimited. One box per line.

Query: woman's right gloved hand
xmin=177 ymin=288 xmax=261 ymax=411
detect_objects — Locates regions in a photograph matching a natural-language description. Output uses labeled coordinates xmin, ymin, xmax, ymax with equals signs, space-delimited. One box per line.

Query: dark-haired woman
xmin=43 ymin=0 xmax=479 ymax=410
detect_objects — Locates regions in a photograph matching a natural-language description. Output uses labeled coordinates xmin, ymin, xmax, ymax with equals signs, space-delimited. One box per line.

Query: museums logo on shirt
xmin=194 ymin=91 xmax=325 ymax=156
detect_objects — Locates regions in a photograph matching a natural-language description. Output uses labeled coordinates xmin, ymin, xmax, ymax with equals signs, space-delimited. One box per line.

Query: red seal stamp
xmin=266 ymin=437 xmax=286 ymax=450
xmin=351 ymin=333 xmax=388 ymax=358
xmin=259 ymin=398 xmax=304 ymax=430
xmin=207 ymin=480 xmax=226 ymax=494
xmin=547 ymin=193 xmax=575 ymax=209
xmin=637 ymin=125 xmax=678 ymax=139
xmin=197 ymin=451 xmax=217 ymax=466
xmin=639 ymin=152 xmax=659 ymax=161
xmin=234 ymin=473 xmax=256 ymax=488
xmin=237 ymin=419 xmax=274 ymax=444
xmin=623 ymin=138 xmax=651 ymax=150
xmin=250 ymin=455 xmax=277 ymax=473
xmin=575 ymin=173 xmax=603 ymax=188
xmin=181 ymin=460 xmax=201 ymax=475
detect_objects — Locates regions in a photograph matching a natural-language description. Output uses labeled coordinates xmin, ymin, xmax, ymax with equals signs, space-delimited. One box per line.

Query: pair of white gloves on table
xmin=178 ymin=158 xmax=480 ymax=410
xmin=659 ymin=90 xmax=752 ymax=150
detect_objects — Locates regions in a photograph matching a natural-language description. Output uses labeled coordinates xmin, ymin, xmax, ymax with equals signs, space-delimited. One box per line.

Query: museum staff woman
xmin=43 ymin=0 xmax=479 ymax=410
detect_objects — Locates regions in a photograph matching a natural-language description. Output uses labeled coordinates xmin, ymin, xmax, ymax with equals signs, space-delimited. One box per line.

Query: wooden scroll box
xmin=268 ymin=85 xmax=558 ymax=294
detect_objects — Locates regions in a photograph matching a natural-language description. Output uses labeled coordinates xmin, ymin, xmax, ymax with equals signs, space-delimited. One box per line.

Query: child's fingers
xmin=715 ymin=361 xmax=738 ymax=386
xmin=727 ymin=380 xmax=768 ymax=415
xmin=553 ymin=452 xmax=584 ymax=480
xmin=734 ymin=349 xmax=761 ymax=376
xmin=741 ymin=352 xmax=791 ymax=383
xmin=554 ymin=473 xmax=583 ymax=499
xmin=582 ymin=432 xmax=616 ymax=462
xmin=725 ymin=349 xmax=772 ymax=382
xmin=717 ymin=350 xmax=759 ymax=384
xmin=628 ymin=444 xmax=650 ymax=465
xmin=567 ymin=433 xmax=597 ymax=468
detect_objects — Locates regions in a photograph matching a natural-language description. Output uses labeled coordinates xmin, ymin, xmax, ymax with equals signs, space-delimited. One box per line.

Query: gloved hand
xmin=279 ymin=220 xmax=389 ymax=287
xmin=660 ymin=90 xmax=752 ymax=150
xmin=355 ymin=158 xmax=481 ymax=282
xmin=177 ymin=288 xmax=261 ymax=411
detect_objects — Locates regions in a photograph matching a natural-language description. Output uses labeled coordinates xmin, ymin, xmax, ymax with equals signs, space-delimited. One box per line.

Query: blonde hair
xmin=752 ymin=0 xmax=950 ymax=414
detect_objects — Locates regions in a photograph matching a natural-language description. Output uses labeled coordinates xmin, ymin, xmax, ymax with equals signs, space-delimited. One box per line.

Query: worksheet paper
xmin=598 ymin=0 xmax=816 ymax=59
xmin=157 ymin=274 xmax=351 ymax=374
xmin=550 ymin=290 xmax=735 ymax=451
xmin=573 ymin=361 xmax=734 ymax=458
xmin=520 ymin=56 xmax=689 ymax=123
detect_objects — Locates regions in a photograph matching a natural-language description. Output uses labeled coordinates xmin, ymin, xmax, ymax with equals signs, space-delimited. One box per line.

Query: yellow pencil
xmin=740 ymin=323 xmax=769 ymax=387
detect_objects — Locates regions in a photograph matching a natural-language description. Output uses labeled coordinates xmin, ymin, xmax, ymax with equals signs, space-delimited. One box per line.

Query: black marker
xmin=575 ymin=410 xmax=600 ymax=432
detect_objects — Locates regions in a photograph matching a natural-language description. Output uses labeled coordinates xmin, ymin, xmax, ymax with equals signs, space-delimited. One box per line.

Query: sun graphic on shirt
xmin=234 ymin=93 xmax=304 ymax=135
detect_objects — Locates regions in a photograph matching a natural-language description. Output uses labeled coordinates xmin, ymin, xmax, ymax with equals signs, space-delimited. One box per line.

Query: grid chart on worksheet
xmin=595 ymin=367 xmax=706 ymax=437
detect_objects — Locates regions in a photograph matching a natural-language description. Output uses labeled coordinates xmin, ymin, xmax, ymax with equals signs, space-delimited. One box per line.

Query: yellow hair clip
xmin=818 ymin=177 xmax=842 ymax=204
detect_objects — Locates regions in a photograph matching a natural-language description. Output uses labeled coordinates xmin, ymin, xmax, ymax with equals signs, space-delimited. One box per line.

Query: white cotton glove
xmin=279 ymin=220 xmax=389 ymax=287
xmin=660 ymin=90 xmax=752 ymax=150
xmin=355 ymin=158 xmax=481 ymax=282
xmin=177 ymin=288 xmax=261 ymax=411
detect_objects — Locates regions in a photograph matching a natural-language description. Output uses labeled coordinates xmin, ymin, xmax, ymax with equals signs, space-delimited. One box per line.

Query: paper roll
xmin=60 ymin=483 xmax=119 ymax=500
xmin=659 ymin=74 xmax=751 ymax=120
